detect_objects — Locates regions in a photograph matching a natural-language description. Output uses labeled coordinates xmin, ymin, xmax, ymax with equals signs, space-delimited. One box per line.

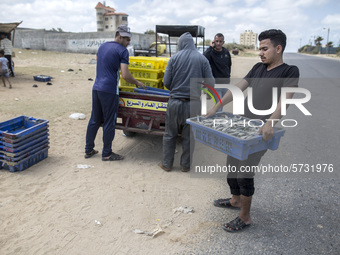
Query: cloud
xmin=322 ymin=14 xmax=340 ymax=29
xmin=0 ymin=0 xmax=339 ymax=51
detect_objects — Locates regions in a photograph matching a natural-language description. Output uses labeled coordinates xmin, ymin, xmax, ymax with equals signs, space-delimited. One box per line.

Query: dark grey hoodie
xmin=163 ymin=32 xmax=214 ymax=100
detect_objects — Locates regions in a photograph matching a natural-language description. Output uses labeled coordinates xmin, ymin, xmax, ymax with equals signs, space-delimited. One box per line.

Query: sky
xmin=1 ymin=0 xmax=340 ymax=52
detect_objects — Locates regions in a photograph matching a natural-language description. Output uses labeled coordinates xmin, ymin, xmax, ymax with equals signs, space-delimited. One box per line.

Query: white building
xmin=240 ymin=30 xmax=258 ymax=50
xmin=95 ymin=2 xmax=128 ymax=32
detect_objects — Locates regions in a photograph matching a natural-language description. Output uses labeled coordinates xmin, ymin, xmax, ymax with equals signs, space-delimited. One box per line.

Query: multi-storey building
xmin=95 ymin=2 xmax=128 ymax=32
xmin=240 ymin=30 xmax=258 ymax=49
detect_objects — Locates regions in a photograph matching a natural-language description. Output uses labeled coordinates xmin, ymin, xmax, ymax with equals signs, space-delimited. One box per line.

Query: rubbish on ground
xmin=94 ymin=219 xmax=102 ymax=226
xmin=77 ymin=164 xmax=93 ymax=169
xmin=69 ymin=113 xmax=86 ymax=120
xmin=133 ymin=225 xmax=164 ymax=238
xmin=173 ymin=206 xmax=194 ymax=214
xmin=133 ymin=206 xmax=194 ymax=238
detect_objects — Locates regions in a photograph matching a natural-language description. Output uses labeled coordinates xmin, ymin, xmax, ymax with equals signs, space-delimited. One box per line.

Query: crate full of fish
xmin=186 ymin=112 xmax=285 ymax=160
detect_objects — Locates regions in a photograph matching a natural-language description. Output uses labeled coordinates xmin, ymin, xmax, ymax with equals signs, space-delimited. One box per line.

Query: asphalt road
xmin=183 ymin=53 xmax=340 ymax=255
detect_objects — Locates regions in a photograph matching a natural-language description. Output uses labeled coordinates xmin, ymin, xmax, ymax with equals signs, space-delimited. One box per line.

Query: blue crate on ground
xmin=186 ymin=113 xmax=285 ymax=160
xmin=0 ymin=134 xmax=49 ymax=153
xmin=0 ymin=116 xmax=49 ymax=140
xmin=1 ymin=126 xmax=49 ymax=144
xmin=0 ymin=148 xmax=49 ymax=172
xmin=33 ymin=75 xmax=51 ymax=82
xmin=1 ymin=140 xmax=49 ymax=160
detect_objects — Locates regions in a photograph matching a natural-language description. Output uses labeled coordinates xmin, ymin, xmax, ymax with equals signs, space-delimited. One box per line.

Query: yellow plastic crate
xmin=129 ymin=67 xmax=163 ymax=79
xmin=119 ymin=85 xmax=135 ymax=92
xmin=129 ymin=56 xmax=164 ymax=69
xmin=120 ymin=76 xmax=163 ymax=88
xmin=158 ymin=57 xmax=169 ymax=70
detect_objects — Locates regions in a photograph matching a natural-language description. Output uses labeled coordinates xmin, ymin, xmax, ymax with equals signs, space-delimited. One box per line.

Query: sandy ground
xmin=0 ymin=48 xmax=259 ymax=255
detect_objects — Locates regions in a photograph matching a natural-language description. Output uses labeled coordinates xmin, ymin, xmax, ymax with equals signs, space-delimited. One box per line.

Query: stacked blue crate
xmin=0 ymin=116 xmax=49 ymax=172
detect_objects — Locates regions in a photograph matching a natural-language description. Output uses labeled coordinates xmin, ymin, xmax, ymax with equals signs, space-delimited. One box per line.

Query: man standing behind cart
xmin=206 ymin=29 xmax=299 ymax=232
xmin=204 ymin=33 xmax=232 ymax=112
xmin=85 ymin=25 xmax=145 ymax=161
xmin=159 ymin=32 xmax=214 ymax=172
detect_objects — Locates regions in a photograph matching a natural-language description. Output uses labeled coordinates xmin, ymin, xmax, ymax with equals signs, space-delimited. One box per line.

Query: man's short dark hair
xmin=258 ymin=29 xmax=286 ymax=52
xmin=215 ymin=33 xmax=224 ymax=40
xmin=0 ymin=49 xmax=4 ymax=56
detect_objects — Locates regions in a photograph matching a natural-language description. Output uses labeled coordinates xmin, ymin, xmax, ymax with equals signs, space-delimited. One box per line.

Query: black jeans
xmin=226 ymin=150 xmax=267 ymax=197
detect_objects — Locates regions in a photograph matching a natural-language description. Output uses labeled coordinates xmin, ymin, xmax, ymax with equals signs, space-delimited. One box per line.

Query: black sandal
xmin=102 ymin=153 xmax=124 ymax=161
xmin=84 ymin=150 xmax=98 ymax=159
xmin=213 ymin=198 xmax=240 ymax=209
xmin=222 ymin=217 xmax=251 ymax=233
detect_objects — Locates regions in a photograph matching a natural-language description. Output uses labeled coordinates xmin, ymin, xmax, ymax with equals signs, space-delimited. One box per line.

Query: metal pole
xmin=326 ymin=28 xmax=330 ymax=54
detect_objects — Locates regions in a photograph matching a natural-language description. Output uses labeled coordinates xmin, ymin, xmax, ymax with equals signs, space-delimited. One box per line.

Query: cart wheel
xmin=123 ymin=130 xmax=136 ymax=137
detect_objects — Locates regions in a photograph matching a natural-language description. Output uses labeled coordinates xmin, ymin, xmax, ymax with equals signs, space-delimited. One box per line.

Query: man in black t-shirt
xmin=204 ymin=33 xmax=232 ymax=112
xmin=207 ymin=29 xmax=299 ymax=232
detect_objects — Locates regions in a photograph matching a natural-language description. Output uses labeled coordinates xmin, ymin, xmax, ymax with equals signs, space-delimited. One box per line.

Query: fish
xmin=193 ymin=113 xmax=261 ymax=139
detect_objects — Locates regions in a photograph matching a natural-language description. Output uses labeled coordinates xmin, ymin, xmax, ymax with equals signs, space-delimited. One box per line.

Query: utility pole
xmin=323 ymin=27 xmax=330 ymax=54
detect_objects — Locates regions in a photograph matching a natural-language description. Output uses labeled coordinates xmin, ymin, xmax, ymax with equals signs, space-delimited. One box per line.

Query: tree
xmin=48 ymin=28 xmax=64 ymax=32
xmin=326 ymin=41 xmax=333 ymax=48
xmin=314 ymin=36 xmax=323 ymax=47
xmin=198 ymin=39 xmax=211 ymax=46
xmin=144 ymin=29 xmax=155 ymax=35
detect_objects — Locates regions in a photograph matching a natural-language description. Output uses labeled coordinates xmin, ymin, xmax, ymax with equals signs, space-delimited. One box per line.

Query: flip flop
xmin=213 ymin=198 xmax=241 ymax=209
xmin=222 ymin=217 xmax=251 ymax=233
xmin=102 ymin=153 xmax=124 ymax=161
xmin=84 ymin=150 xmax=98 ymax=159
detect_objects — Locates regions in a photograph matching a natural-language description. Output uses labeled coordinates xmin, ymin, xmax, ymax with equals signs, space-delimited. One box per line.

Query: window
xmin=122 ymin=16 xmax=127 ymax=21
xmin=105 ymin=25 xmax=109 ymax=29
xmin=105 ymin=17 xmax=108 ymax=21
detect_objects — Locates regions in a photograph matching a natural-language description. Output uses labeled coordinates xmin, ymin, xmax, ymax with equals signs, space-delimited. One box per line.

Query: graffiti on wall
xmin=68 ymin=39 xmax=109 ymax=51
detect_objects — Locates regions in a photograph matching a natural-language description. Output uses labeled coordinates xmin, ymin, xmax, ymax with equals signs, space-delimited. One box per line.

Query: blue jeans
xmin=85 ymin=90 xmax=119 ymax=157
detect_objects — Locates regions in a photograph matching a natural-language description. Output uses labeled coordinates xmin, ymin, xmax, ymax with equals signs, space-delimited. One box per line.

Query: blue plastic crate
xmin=1 ymin=126 xmax=49 ymax=144
xmin=0 ymin=116 xmax=49 ymax=140
xmin=0 ymin=148 xmax=49 ymax=172
xmin=0 ymin=134 xmax=49 ymax=153
xmin=33 ymin=75 xmax=51 ymax=82
xmin=186 ymin=113 xmax=285 ymax=160
xmin=1 ymin=140 xmax=49 ymax=160
xmin=134 ymin=86 xmax=170 ymax=96
xmin=0 ymin=131 xmax=49 ymax=150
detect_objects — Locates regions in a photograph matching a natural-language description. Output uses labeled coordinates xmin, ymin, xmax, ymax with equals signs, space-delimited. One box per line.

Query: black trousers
xmin=226 ymin=150 xmax=267 ymax=197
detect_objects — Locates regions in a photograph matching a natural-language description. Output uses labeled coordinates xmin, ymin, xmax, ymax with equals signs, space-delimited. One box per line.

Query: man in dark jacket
xmin=159 ymin=32 xmax=214 ymax=172
xmin=204 ymin=33 xmax=232 ymax=112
